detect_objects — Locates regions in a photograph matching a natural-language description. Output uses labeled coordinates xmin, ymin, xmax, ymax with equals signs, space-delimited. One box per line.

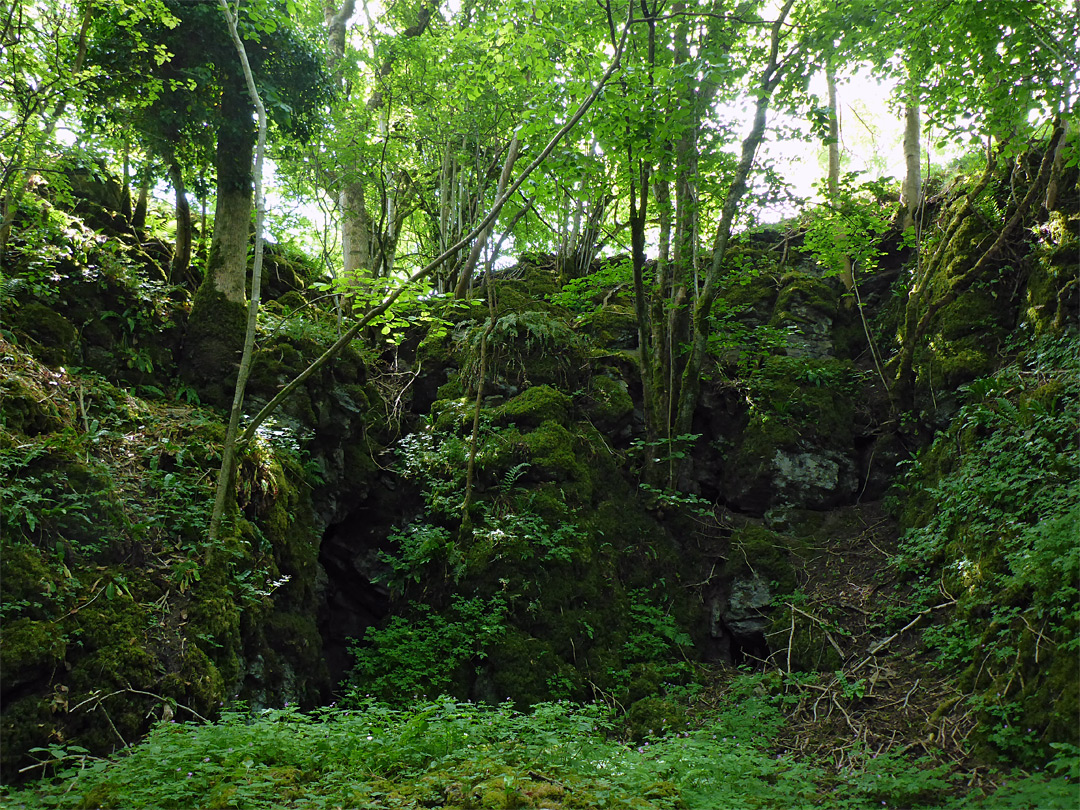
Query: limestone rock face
xmin=720 ymin=574 xmax=772 ymax=638
xmin=770 ymin=447 xmax=860 ymax=509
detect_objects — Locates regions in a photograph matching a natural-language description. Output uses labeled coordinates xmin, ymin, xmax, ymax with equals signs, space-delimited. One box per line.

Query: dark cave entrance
xmin=317 ymin=504 xmax=394 ymax=690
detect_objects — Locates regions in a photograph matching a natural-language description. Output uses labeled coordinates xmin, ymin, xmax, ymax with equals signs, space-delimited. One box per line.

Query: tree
xmin=88 ymin=0 xmax=330 ymax=405
xmin=233 ymin=7 xmax=633 ymax=448
xmin=0 ymin=0 xmax=178 ymax=261
xmin=584 ymin=0 xmax=805 ymax=486
xmin=208 ymin=0 xmax=269 ymax=543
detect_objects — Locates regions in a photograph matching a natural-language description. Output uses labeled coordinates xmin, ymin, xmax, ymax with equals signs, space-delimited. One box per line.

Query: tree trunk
xmin=826 ymin=64 xmax=854 ymax=293
xmin=205 ymin=88 xmax=254 ymax=304
xmin=341 ymin=180 xmax=372 ymax=280
xmin=1044 ymin=118 xmax=1070 ymax=211
xmin=168 ymin=159 xmax=192 ymax=284
xmin=900 ymin=86 xmax=922 ymax=231
xmin=454 ymin=135 xmax=520 ymax=299
xmin=181 ymin=75 xmax=253 ymax=407
xmin=208 ymin=0 xmax=269 ymax=544
xmin=132 ymin=163 xmax=152 ymax=231
xmin=238 ymin=12 xmax=633 ymax=446
xmin=672 ymin=0 xmax=795 ymax=439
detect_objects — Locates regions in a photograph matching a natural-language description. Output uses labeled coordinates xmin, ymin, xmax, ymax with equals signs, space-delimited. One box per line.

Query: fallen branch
xmin=851 ymin=600 xmax=956 ymax=674
xmin=71 ymin=688 xmax=210 ymax=725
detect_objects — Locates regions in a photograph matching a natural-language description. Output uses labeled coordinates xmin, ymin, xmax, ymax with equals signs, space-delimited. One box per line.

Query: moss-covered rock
xmin=485 ymin=631 xmax=584 ymax=707
xmin=5 ymin=301 xmax=78 ymax=366
xmin=581 ymin=374 xmax=634 ymax=435
xmin=580 ymin=305 xmax=638 ymax=350
xmin=724 ymin=357 xmax=860 ymax=513
xmin=495 ymin=385 xmax=572 ymax=429
xmin=1022 ymin=211 xmax=1079 ymax=335
xmin=624 ymin=696 xmax=689 ymax=741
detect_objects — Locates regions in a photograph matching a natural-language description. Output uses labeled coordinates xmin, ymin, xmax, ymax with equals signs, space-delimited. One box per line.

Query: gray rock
xmin=723 ymin=574 xmax=772 ymax=637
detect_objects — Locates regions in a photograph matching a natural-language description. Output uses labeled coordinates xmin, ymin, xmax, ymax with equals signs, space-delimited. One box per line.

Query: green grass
xmin=5 ymin=687 xmax=1076 ymax=809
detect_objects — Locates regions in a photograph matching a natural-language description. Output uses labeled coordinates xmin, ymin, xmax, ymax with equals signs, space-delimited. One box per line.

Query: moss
xmin=496 ymin=385 xmax=572 ymax=429
xmin=7 ymin=301 xmax=78 ymax=366
xmin=934 ymin=289 xmax=1009 ymax=342
xmin=0 ymin=617 xmax=67 ymax=693
xmin=1022 ymin=212 xmax=1079 ymax=335
xmin=432 ymin=397 xmax=474 ymax=433
xmin=180 ymin=282 xmax=247 ymax=409
xmin=581 ymin=305 xmax=638 ymax=349
xmin=718 ymin=269 xmax=780 ymax=319
xmin=486 ymin=631 xmax=582 ymax=707
xmin=518 ymin=422 xmax=591 ymax=498
xmin=581 ymin=374 xmax=633 ymax=432
xmin=0 ymin=696 xmax=54 ymax=778
xmin=729 ymin=524 xmax=798 ymax=594
xmin=59 ymin=597 xmax=170 ymax=756
xmin=1020 ymin=379 xmax=1065 ymax=412
xmin=730 ymin=417 xmax=799 ymax=497
xmin=0 ymin=374 xmax=67 ymax=436
xmin=770 ymin=274 xmax=838 ymax=324
xmin=0 ymin=544 xmax=59 ymax=618
xmin=923 ymin=339 xmax=996 ymax=391
xmin=435 ymin=376 xmax=464 ymax=400
xmin=624 ymin=696 xmax=689 ymax=741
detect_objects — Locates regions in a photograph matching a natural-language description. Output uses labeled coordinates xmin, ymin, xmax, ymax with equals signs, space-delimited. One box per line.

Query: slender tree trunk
xmin=826 ymin=64 xmax=854 ymax=294
xmin=238 ymin=13 xmax=632 ymax=446
xmin=208 ymin=0 xmax=269 ymax=544
xmin=168 ymin=159 xmax=192 ymax=284
xmin=1044 ymin=118 xmax=1070 ymax=211
xmin=454 ymin=135 xmax=520 ymax=299
xmin=900 ymin=85 xmax=922 ymax=231
xmin=132 ymin=163 xmax=152 ymax=231
xmin=672 ymin=0 xmax=794 ymax=439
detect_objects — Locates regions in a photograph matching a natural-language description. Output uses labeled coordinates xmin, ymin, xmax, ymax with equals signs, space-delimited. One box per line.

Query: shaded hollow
xmin=316 ymin=477 xmax=407 ymax=690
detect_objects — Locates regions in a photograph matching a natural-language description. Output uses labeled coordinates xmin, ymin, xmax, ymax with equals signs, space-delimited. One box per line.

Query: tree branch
xmin=238 ymin=6 xmax=633 ymax=447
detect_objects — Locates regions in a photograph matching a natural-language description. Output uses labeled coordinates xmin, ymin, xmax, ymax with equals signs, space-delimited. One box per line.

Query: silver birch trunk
xmin=901 ymin=89 xmax=922 ymax=232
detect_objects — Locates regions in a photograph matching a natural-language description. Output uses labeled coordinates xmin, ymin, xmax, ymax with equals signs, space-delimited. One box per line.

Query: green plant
xmin=802 ymin=173 xmax=895 ymax=280
xmin=457 ymin=310 xmax=582 ymax=389
xmin=638 ymin=482 xmax=714 ymax=517
xmin=892 ymin=333 xmax=1080 ymax=764
xmin=839 ymin=747 xmax=955 ymax=807
xmin=346 ymin=595 xmax=509 ymax=702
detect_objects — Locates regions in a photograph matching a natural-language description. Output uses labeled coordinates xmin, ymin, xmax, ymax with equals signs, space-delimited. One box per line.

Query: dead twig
xmin=852 ymin=600 xmax=956 ymax=673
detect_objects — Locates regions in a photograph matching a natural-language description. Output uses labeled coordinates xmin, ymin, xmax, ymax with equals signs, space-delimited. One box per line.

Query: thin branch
xmin=238 ymin=8 xmax=633 ymax=446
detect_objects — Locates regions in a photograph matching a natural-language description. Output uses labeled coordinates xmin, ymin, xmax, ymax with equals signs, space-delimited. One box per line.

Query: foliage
xmin=8 ymin=682 xmax=1066 ymax=809
xmin=802 ymin=173 xmax=902 ymax=280
xmin=892 ymin=333 xmax=1080 ymax=763
xmin=346 ymin=596 xmax=510 ymax=702
xmin=549 ymin=257 xmax=635 ymax=315
xmin=457 ymin=310 xmax=583 ymax=391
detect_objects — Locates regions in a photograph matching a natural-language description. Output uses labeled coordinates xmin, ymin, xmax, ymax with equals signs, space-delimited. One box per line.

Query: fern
xmin=458 ymin=310 xmax=581 ymax=389
xmin=499 ymin=462 xmax=531 ymax=495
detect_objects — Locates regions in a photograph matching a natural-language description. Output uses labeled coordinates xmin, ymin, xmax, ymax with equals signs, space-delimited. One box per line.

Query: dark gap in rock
xmin=317 ymin=503 xmax=394 ymax=692
xmin=730 ymin=630 xmax=770 ymax=668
